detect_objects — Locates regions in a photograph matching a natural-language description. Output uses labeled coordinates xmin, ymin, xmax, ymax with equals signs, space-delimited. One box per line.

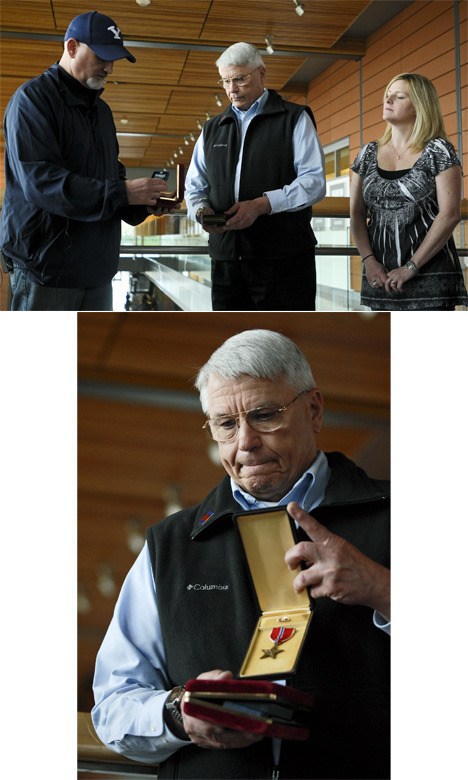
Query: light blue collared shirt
xmin=184 ymin=88 xmax=326 ymax=220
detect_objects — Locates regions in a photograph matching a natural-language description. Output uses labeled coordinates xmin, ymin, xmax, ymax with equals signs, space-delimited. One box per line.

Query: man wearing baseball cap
xmin=0 ymin=11 xmax=171 ymax=310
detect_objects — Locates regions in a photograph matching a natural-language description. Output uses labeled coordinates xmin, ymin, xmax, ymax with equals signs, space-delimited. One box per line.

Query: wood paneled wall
xmin=308 ymin=0 xmax=467 ymax=191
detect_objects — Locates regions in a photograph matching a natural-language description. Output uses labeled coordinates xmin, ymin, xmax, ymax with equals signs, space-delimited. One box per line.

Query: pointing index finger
xmin=287 ymin=501 xmax=329 ymax=542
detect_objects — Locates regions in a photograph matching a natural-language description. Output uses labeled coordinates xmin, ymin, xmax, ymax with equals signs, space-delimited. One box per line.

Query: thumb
xmin=287 ymin=501 xmax=330 ymax=543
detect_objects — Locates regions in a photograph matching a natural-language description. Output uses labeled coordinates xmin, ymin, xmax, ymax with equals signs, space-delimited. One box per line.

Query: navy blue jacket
xmin=0 ymin=64 xmax=147 ymax=287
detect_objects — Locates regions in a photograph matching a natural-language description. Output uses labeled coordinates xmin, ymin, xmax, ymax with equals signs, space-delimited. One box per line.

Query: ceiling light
xmin=293 ymin=0 xmax=305 ymax=15
xmin=197 ymin=119 xmax=203 ymax=130
xmin=178 ymin=147 xmax=184 ymax=155
xmin=164 ymin=485 xmax=183 ymax=515
xmin=78 ymin=583 xmax=91 ymax=615
xmin=97 ymin=563 xmax=117 ymax=598
xmin=207 ymin=441 xmax=223 ymax=466
xmin=126 ymin=518 xmax=145 ymax=555
xmin=265 ymin=35 xmax=274 ymax=55
xmin=173 ymin=150 xmax=178 ymax=157
xmin=120 ymin=117 xmax=129 ymax=125
xmin=205 ymin=111 xmax=212 ymax=120
xmin=189 ymin=131 xmax=196 ymax=141
xmin=136 ymin=0 xmax=151 ymax=6
xmin=215 ymin=94 xmax=223 ymax=107
xmin=184 ymin=136 xmax=189 ymax=145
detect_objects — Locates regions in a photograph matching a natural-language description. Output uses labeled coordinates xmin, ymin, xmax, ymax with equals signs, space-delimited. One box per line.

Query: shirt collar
xmin=231 ymin=450 xmax=330 ymax=512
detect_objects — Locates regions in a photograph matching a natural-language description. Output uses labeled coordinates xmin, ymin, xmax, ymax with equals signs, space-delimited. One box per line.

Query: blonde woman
xmin=350 ymin=72 xmax=467 ymax=310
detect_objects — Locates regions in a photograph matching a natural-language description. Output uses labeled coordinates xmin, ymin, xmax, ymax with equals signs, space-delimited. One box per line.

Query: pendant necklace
xmin=390 ymin=141 xmax=410 ymax=160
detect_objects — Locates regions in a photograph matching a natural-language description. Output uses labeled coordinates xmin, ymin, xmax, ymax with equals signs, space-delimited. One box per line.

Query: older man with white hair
xmin=185 ymin=43 xmax=326 ymax=311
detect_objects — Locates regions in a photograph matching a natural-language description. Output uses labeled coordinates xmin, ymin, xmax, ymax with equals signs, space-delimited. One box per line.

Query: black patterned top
xmin=351 ymin=138 xmax=468 ymax=310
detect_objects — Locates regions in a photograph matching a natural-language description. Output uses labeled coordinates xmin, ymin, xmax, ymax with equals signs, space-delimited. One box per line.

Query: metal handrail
xmin=120 ymin=244 xmax=467 ymax=257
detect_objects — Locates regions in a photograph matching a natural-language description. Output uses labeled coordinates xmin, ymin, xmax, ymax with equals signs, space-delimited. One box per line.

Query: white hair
xmin=194 ymin=329 xmax=315 ymax=413
xmin=216 ymin=42 xmax=264 ymax=71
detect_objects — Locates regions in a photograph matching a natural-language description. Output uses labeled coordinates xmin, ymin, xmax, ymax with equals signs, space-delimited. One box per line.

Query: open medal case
xmin=182 ymin=508 xmax=314 ymax=739
xmin=158 ymin=164 xmax=185 ymax=205
xmin=234 ymin=506 xmax=313 ymax=680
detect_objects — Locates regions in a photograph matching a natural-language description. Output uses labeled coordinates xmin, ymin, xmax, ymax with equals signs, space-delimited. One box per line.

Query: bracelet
xmin=362 ymin=253 xmax=375 ymax=262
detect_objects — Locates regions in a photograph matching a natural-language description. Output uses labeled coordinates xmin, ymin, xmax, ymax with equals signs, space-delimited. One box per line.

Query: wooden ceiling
xmin=0 ymin=0 xmax=411 ymax=186
xmin=77 ymin=311 xmax=390 ymax=711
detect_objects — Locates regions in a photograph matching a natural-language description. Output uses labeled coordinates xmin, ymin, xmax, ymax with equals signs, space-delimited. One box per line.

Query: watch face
xmin=168 ymin=686 xmax=184 ymax=706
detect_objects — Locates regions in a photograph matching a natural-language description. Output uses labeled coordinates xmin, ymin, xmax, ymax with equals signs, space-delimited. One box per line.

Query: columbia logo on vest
xmin=186 ymin=583 xmax=229 ymax=591
xmin=213 ymin=144 xmax=227 ymax=148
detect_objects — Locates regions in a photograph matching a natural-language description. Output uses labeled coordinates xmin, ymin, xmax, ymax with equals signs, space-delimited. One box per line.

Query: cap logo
xmin=107 ymin=25 xmax=122 ymax=40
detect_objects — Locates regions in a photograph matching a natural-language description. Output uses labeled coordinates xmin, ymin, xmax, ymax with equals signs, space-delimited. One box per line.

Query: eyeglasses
xmin=202 ymin=389 xmax=311 ymax=442
xmin=217 ymin=68 xmax=260 ymax=89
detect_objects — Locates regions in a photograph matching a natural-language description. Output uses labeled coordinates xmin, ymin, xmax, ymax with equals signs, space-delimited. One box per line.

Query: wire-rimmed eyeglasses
xmin=217 ymin=67 xmax=261 ymax=89
xmin=202 ymin=389 xmax=311 ymax=442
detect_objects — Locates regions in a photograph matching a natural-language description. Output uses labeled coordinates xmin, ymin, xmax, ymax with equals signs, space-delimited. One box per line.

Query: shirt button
xmin=150 ymin=723 xmax=157 ymax=732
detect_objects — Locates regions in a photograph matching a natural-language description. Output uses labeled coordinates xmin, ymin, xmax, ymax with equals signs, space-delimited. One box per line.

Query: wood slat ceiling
xmin=0 ymin=0 xmax=384 ymax=184
xmin=77 ymin=311 xmax=390 ymax=710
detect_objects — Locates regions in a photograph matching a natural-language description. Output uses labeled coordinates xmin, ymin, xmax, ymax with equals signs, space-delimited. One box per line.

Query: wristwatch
xmin=165 ymin=685 xmax=186 ymax=726
xmin=195 ymin=207 xmax=205 ymax=224
xmin=404 ymin=260 xmax=418 ymax=274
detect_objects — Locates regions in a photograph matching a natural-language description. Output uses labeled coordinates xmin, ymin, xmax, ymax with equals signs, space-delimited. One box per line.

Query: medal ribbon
xmin=270 ymin=626 xmax=295 ymax=645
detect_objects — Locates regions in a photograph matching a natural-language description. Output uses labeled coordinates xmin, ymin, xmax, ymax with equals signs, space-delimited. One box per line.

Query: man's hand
xmin=181 ymin=669 xmax=263 ymax=750
xmin=285 ymin=501 xmax=390 ymax=621
xmin=147 ymin=203 xmax=181 ymax=216
xmin=224 ymin=195 xmax=271 ymax=230
xmin=198 ymin=208 xmax=228 ymax=235
xmin=125 ymin=177 xmax=171 ymax=206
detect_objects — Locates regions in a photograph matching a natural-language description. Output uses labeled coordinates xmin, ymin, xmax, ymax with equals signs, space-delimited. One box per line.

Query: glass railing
xmin=116 ymin=210 xmax=467 ymax=312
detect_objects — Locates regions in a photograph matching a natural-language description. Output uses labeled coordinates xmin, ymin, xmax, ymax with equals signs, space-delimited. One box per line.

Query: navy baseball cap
xmin=65 ymin=11 xmax=136 ymax=63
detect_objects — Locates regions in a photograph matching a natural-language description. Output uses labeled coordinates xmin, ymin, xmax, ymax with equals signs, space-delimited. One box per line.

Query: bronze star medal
xmin=260 ymin=644 xmax=284 ymax=659
xmin=260 ymin=626 xmax=296 ymax=659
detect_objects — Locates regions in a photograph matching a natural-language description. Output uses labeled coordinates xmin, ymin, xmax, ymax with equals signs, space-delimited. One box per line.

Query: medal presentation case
xmin=234 ymin=507 xmax=313 ymax=680
xmin=183 ymin=677 xmax=314 ymax=740
xmin=158 ymin=164 xmax=185 ymax=205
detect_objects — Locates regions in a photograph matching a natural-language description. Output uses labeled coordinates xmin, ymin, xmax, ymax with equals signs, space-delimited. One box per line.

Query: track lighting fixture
xmin=293 ymin=0 xmax=305 ymax=16
xmin=205 ymin=111 xmax=212 ymax=120
xmin=189 ymin=131 xmax=196 ymax=141
xmin=97 ymin=563 xmax=117 ymax=598
xmin=265 ymin=36 xmax=275 ymax=55
xmin=173 ymin=150 xmax=178 ymax=158
xmin=215 ymin=94 xmax=223 ymax=107
xmin=178 ymin=147 xmax=184 ymax=155
xmin=197 ymin=119 xmax=203 ymax=130
xmin=183 ymin=136 xmax=189 ymax=145
xmin=163 ymin=485 xmax=183 ymax=515
xmin=126 ymin=518 xmax=145 ymax=555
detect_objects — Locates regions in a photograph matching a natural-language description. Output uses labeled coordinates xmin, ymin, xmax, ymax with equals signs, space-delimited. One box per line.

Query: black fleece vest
xmin=203 ymin=90 xmax=317 ymax=262
xmin=147 ymin=453 xmax=390 ymax=779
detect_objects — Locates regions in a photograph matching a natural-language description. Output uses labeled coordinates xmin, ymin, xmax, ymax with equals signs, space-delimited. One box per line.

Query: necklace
xmin=390 ymin=142 xmax=410 ymax=160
